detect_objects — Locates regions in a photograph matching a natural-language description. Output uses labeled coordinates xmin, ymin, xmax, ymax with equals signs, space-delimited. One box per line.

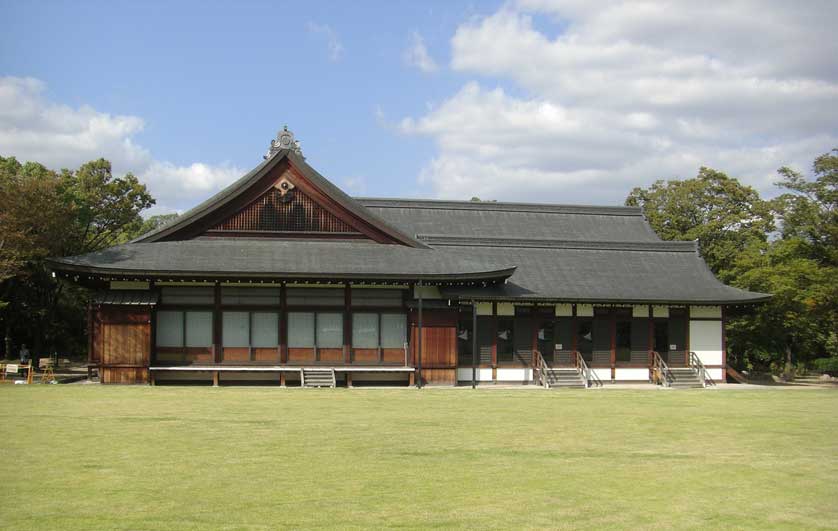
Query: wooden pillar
xmin=408 ymin=371 xmax=415 ymax=386
xmin=344 ymin=284 xmax=351 ymax=364
xmin=212 ymin=370 xmax=219 ymax=387
xmin=150 ymin=371 xmax=156 ymax=386
xmin=491 ymin=302 xmax=497 ymax=383
xmin=279 ymin=283 xmax=287 ymax=364
xmin=417 ymin=280 xmax=423 ymax=389
xmin=213 ymin=283 xmax=222 ymax=364
xmin=471 ymin=302 xmax=477 ymax=389
xmin=721 ymin=305 xmax=727 ymax=370
xmin=685 ymin=305 xmax=691 ymax=364
xmin=648 ymin=305 xmax=654 ymax=381
xmin=346 ymin=372 xmax=353 ymax=388
xmin=279 ymin=371 xmax=286 ymax=387
xmin=610 ymin=309 xmax=616 ymax=382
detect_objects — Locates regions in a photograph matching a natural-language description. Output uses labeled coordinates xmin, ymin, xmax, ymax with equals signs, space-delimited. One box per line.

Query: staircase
xmin=301 ymin=368 xmax=336 ymax=388
xmin=543 ymin=367 xmax=587 ymax=389
xmin=667 ymin=367 xmax=705 ymax=388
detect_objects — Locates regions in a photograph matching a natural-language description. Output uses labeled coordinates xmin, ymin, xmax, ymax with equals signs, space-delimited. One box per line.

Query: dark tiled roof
xmin=358 ymin=198 xmax=661 ymax=242
xmin=435 ymin=243 xmax=768 ymax=304
xmin=50 ymin=239 xmax=516 ymax=282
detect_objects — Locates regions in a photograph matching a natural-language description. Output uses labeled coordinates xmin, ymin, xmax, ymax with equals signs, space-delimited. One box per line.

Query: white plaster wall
xmin=652 ymin=305 xmax=669 ymax=318
xmin=706 ymin=367 xmax=724 ymax=382
xmin=577 ymin=304 xmax=594 ymax=317
xmin=456 ymin=368 xmax=493 ymax=382
xmin=476 ymin=302 xmax=493 ymax=315
xmin=555 ymin=303 xmax=573 ymax=317
xmin=592 ymin=368 xmax=612 ymax=382
xmin=497 ymin=303 xmax=515 ymax=316
xmin=614 ymin=368 xmax=649 ymax=381
xmin=689 ymin=320 xmax=723 ymax=366
xmin=496 ymin=368 xmax=532 ymax=382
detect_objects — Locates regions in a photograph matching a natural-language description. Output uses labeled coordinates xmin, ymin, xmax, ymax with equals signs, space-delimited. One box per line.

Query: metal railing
xmin=651 ymin=351 xmax=674 ymax=388
xmin=535 ymin=350 xmax=550 ymax=388
xmin=575 ymin=351 xmax=591 ymax=388
xmin=689 ymin=351 xmax=709 ymax=388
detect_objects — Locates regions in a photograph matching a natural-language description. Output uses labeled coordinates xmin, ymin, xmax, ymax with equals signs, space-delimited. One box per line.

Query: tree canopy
xmin=627 ymin=149 xmax=838 ymax=372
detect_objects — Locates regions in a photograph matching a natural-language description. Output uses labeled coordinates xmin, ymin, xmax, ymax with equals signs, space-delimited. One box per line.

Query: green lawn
xmin=1 ymin=386 xmax=836 ymax=530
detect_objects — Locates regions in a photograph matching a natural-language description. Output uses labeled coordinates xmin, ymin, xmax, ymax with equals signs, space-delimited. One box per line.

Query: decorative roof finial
xmin=264 ymin=125 xmax=303 ymax=159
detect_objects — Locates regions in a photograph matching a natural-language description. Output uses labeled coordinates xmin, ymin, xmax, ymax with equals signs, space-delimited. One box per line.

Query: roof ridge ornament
xmin=264 ymin=125 xmax=304 ymax=159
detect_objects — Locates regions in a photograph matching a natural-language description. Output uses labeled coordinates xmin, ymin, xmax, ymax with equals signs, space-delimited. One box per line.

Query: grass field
xmin=1 ymin=386 xmax=836 ymax=530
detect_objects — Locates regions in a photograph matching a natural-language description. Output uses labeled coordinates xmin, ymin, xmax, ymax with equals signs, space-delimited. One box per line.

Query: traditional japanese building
xmin=49 ymin=128 xmax=769 ymax=387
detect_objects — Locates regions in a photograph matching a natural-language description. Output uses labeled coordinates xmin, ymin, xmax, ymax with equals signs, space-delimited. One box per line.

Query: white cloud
xmin=403 ymin=31 xmax=438 ymax=73
xmin=401 ymin=1 xmax=838 ymax=203
xmin=0 ymin=76 xmax=245 ymax=213
xmin=307 ymin=22 xmax=344 ymax=62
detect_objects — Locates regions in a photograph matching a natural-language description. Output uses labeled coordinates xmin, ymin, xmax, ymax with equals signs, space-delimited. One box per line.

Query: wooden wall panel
xmin=102 ymin=323 xmax=150 ymax=366
xmin=288 ymin=348 xmax=315 ymax=363
xmin=420 ymin=368 xmax=456 ymax=385
xmin=352 ymin=349 xmax=378 ymax=363
xmin=409 ymin=310 xmax=457 ymax=374
xmin=222 ymin=347 xmax=250 ymax=362
xmin=101 ymin=368 xmax=148 ymax=384
xmin=382 ymin=348 xmax=406 ymax=365
xmin=253 ymin=348 xmax=279 ymax=362
xmin=318 ymin=348 xmax=343 ymax=363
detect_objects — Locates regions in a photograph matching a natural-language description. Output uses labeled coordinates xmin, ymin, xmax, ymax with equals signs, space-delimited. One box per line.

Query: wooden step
xmin=302 ymin=368 xmax=336 ymax=388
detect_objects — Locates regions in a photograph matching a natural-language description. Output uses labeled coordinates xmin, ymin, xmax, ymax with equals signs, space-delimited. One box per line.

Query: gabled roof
xmin=358 ymin=198 xmax=662 ymax=242
xmin=135 ymin=150 xmax=427 ymax=248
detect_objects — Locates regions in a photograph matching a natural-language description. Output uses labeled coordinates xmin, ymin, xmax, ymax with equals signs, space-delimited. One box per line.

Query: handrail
xmin=535 ymin=350 xmax=550 ymax=388
xmin=574 ymin=351 xmax=591 ymax=388
xmin=651 ymin=351 xmax=673 ymax=387
xmin=689 ymin=351 xmax=710 ymax=387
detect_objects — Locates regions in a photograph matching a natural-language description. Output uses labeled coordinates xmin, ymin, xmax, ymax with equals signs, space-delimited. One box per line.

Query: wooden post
xmin=212 ymin=371 xmax=219 ymax=387
xmin=408 ymin=371 xmax=415 ymax=386
xmin=472 ymin=301 xmax=477 ymax=389
xmin=150 ymin=371 xmax=156 ymax=386
xmin=213 ymin=283 xmax=222 ymax=364
xmin=417 ymin=280 xmax=423 ymax=389
xmin=279 ymin=371 xmax=286 ymax=387
xmin=346 ymin=372 xmax=353 ymax=388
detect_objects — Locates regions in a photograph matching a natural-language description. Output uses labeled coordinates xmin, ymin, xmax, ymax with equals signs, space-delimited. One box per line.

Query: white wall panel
xmin=496 ymin=368 xmax=532 ymax=382
xmin=457 ymin=368 xmax=493 ymax=382
xmin=689 ymin=320 xmax=723 ymax=366
xmin=691 ymin=306 xmax=722 ymax=319
xmin=592 ymin=368 xmax=612 ymax=382
xmin=615 ymin=368 xmax=649 ymax=381
xmin=555 ymin=304 xmax=573 ymax=317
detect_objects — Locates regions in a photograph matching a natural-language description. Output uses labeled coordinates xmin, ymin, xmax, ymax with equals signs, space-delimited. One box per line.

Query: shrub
xmin=811 ymin=358 xmax=838 ymax=376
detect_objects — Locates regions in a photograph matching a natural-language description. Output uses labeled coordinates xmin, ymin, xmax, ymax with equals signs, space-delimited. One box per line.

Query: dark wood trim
xmin=721 ymin=306 xmax=727 ymax=380
xmin=685 ymin=306 xmax=691 ymax=359
xmin=203 ymin=230 xmax=369 ymax=239
xmin=280 ymin=284 xmax=287 ymax=364
xmin=344 ymin=284 xmax=351 ymax=364
xmin=213 ymin=284 xmax=222 ymax=363
xmin=610 ymin=309 xmax=616 ymax=381
xmin=491 ymin=303 xmax=498 ymax=374
xmin=688 ymin=317 xmax=724 ymax=322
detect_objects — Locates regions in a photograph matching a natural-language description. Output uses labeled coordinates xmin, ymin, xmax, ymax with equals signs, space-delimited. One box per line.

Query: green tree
xmin=0 ymin=156 xmax=154 ymax=360
xmin=625 ymin=168 xmax=774 ymax=281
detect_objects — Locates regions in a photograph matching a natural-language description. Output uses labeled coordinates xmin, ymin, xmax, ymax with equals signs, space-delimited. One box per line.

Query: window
xmin=351 ymin=313 xmax=406 ymax=349
xmin=496 ymin=317 xmax=514 ymax=363
xmin=316 ymin=313 xmax=343 ymax=348
xmin=615 ymin=309 xmax=632 ymax=362
xmin=288 ymin=311 xmax=344 ymax=348
xmin=352 ymin=313 xmax=379 ymax=349
xmin=380 ymin=314 xmax=406 ymax=348
xmin=155 ymin=310 xmax=212 ymax=348
xmin=156 ymin=310 xmax=184 ymax=347
xmin=222 ymin=311 xmax=279 ymax=348
xmin=288 ymin=312 xmax=315 ymax=348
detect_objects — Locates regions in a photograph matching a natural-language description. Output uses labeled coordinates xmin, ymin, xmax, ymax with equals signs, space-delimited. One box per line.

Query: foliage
xmin=627 ymin=151 xmax=838 ymax=371
xmin=812 ymin=357 xmax=838 ymax=375
xmin=0 ymin=156 xmax=154 ymax=359
xmin=626 ymin=167 xmax=774 ymax=281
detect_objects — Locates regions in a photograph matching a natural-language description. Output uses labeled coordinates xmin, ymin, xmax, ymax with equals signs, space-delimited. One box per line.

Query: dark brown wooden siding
xmin=409 ymin=309 xmax=457 ymax=385
xmin=93 ymin=306 xmax=151 ymax=384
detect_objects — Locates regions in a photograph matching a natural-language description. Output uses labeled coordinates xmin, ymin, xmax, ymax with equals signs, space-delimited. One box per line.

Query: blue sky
xmin=1 ymin=1 xmax=836 ymax=214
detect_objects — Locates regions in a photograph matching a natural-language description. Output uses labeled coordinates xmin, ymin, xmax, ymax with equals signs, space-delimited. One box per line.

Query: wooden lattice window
xmin=208 ymin=188 xmax=361 ymax=234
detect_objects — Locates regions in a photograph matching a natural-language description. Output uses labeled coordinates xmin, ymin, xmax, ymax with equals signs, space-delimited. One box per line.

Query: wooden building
xmin=49 ymin=128 xmax=769 ymax=387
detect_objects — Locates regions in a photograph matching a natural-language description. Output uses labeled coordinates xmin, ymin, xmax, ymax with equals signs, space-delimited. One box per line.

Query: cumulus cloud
xmin=307 ymin=22 xmax=344 ymax=62
xmin=0 ymin=76 xmax=244 ymax=214
xmin=401 ymin=1 xmax=838 ymax=203
xmin=403 ymin=31 xmax=438 ymax=73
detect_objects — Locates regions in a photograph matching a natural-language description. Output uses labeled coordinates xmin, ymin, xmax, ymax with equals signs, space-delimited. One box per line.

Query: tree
xmin=625 ymin=168 xmax=774 ymax=281
xmin=0 ymin=156 xmax=154 ymax=360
